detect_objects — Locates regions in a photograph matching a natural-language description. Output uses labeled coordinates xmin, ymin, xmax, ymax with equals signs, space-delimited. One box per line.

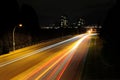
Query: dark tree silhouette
xmin=1 ymin=0 xmax=19 ymax=32
xmin=100 ymin=0 xmax=120 ymax=65
xmin=20 ymin=4 xmax=40 ymax=42
xmin=99 ymin=0 xmax=120 ymax=79
xmin=0 ymin=0 xmax=19 ymax=54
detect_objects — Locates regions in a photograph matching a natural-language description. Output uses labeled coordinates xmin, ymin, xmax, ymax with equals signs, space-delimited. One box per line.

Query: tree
xmin=20 ymin=4 xmax=40 ymax=43
xmin=0 ymin=0 xmax=19 ymax=54
xmin=100 ymin=0 xmax=120 ymax=66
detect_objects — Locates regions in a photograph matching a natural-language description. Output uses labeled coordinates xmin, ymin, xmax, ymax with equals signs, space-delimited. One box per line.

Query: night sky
xmin=17 ymin=0 xmax=116 ymax=24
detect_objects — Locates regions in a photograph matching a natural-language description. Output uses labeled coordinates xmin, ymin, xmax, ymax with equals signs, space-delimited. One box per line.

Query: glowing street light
xmin=19 ymin=24 xmax=22 ymax=27
xmin=13 ymin=24 xmax=23 ymax=51
xmin=87 ymin=29 xmax=92 ymax=34
xmin=88 ymin=30 xmax=91 ymax=34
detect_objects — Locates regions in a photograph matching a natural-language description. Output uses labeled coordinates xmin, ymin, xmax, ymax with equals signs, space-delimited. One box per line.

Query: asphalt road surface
xmin=0 ymin=33 xmax=97 ymax=80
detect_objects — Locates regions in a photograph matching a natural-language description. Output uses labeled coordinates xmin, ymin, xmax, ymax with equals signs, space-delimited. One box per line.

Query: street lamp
xmin=13 ymin=24 xmax=23 ymax=51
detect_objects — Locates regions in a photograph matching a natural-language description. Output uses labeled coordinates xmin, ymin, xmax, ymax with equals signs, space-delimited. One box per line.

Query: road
xmin=0 ymin=33 xmax=97 ymax=80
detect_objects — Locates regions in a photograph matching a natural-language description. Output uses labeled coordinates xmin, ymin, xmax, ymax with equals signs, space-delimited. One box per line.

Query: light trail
xmin=56 ymin=34 xmax=90 ymax=80
xmin=26 ymin=43 xmax=77 ymax=80
xmin=25 ymin=34 xmax=90 ymax=80
xmin=0 ymin=33 xmax=97 ymax=80
xmin=0 ymin=34 xmax=86 ymax=68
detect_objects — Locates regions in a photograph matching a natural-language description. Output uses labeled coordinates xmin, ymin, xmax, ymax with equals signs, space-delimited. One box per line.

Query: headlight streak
xmin=0 ymin=34 xmax=86 ymax=68
xmin=36 ymin=45 xmax=78 ymax=80
xmin=77 ymin=36 xmax=92 ymax=80
xmin=56 ymin=34 xmax=90 ymax=80
xmin=34 ymin=49 xmax=73 ymax=80
xmin=26 ymin=34 xmax=90 ymax=80
xmin=15 ymin=46 xmax=72 ymax=80
xmin=0 ymin=33 xmax=97 ymax=80
xmin=46 ymin=55 xmax=67 ymax=80
xmin=9 ymin=34 xmax=87 ymax=80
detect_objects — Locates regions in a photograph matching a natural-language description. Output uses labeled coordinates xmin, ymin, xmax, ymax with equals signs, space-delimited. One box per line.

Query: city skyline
xmin=17 ymin=0 xmax=116 ymax=25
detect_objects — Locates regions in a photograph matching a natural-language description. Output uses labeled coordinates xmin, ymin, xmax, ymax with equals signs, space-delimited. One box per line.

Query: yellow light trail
xmin=24 ymin=42 xmax=74 ymax=80
xmin=34 ymin=34 xmax=90 ymax=80
xmin=56 ymin=34 xmax=90 ymax=80
xmin=34 ymin=44 xmax=76 ymax=80
xmin=11 ymin=33 xmax=96 ymax=80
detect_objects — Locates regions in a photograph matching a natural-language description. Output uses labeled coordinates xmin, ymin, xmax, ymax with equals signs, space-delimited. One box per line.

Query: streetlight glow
xmin=19 ymin=24 xmax=23 ymax=27
xmin=13 ymin=24 xmax=23 ymax=51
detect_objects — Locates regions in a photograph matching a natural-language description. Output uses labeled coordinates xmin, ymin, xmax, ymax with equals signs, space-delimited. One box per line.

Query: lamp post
xmin=13 ymin=24 xmax=23 ymax=51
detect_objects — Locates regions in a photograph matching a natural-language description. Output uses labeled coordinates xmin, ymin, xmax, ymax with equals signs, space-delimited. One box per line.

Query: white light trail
xmin=0 ymin=34 xmax=87 ymax=67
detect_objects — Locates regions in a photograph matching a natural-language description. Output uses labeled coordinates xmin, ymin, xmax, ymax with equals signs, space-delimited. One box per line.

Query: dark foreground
xmin=82 ymin=35 xmax=120 ymax=80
